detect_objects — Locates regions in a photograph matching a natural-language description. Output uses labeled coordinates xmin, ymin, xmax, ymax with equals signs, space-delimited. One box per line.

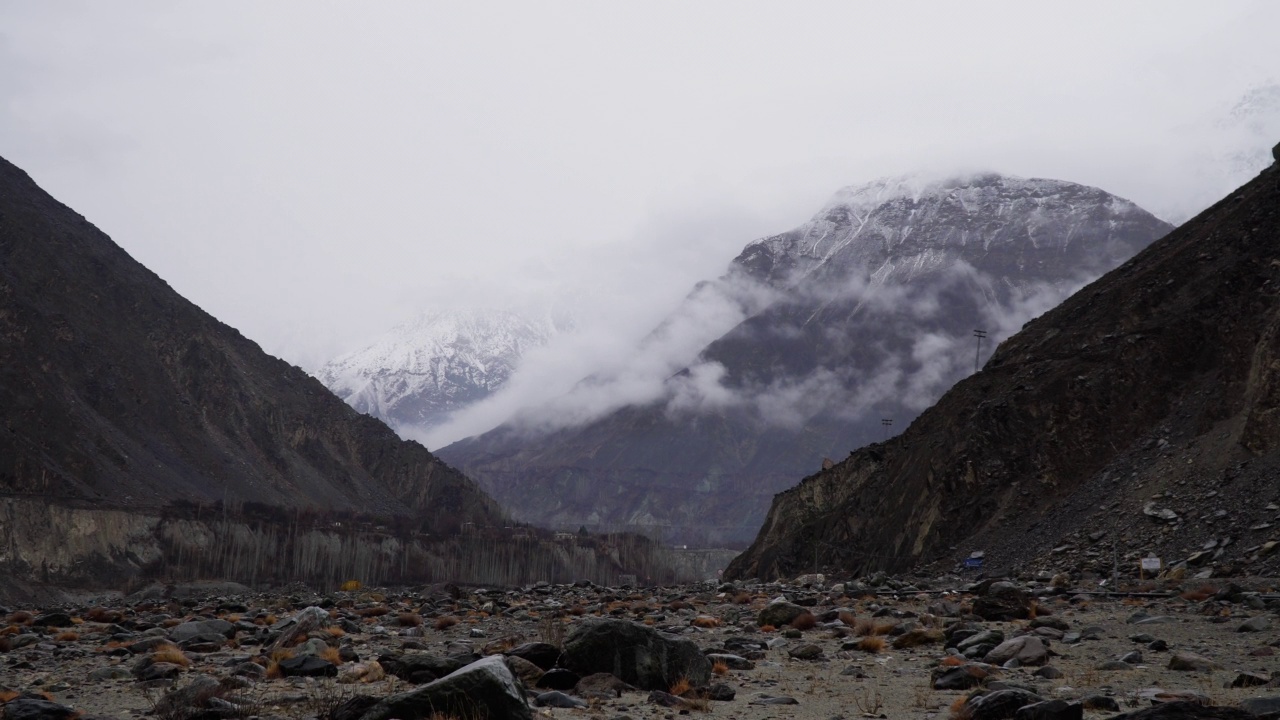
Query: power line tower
xmin=881 ymin=418 xmax=893 ymax=439
xmin=973 ymin=329 xmax=987 ymax=373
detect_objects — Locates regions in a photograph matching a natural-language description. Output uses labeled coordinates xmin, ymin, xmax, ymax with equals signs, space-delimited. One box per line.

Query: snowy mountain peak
xmin=734 ymin=172 xmax=1150 ymax=288
xmin=316 ymin=307 xmax=561 ymax=432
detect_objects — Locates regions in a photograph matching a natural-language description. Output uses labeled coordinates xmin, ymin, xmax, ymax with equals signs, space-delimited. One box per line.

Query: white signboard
xmin=1140 ymin=557 xmax=1162 ymax=571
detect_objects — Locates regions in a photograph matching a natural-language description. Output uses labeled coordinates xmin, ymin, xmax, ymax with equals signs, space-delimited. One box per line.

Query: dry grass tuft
xmin=397 ymin=612 xmax=423 ymax=627
xmin=668 ymin=600 xmax=691 ymax=611
xmin=790 ymin=612 xmax=818 ymax=631
xmin=669 ymin=676 xmax=694 ymax=697
xmin=5 ymin=611 xmax=33 ymax=626
xmin=733 ymin=592 xmax=752 ymax=605
xmin=434 ymin=616 xmax=460 ymax=631
xmin=940 ymin=655 xmax=965 ymax=667
xmin=319 ymin=646 xmax=342 ymax=664
xmin=340 ymin=579 xmax=362 ymax=592
xmin=838 ymin=611 xmax=856 ymax=627
xmin=355 ymin=606 xmax=390 ymax=618
xmin=325 ymin=626 xmax=346 ymax=638
xmin=759 ymin=624 xmax=776 ymax=633
xmin=54 ymin=631 xmax=79 ymax=642
xmin=692 ymin=615 xmax=721 ymax=629
xmin=711 ymin=660 xmax=729 ymax=676
xmin=84 ymin=607 xmax=122 ymax=624
xmin=0 ymin=625 xmax=21 ymax=636
xmin=151 ymin=645 xmax=191 ymax=667
xmin=950 ymin=696 xmax=973 ymax=720
xmin=266 ymin=648 xmax=296 ymax=679
xmin=1180 ymin=585 xmax=1218 ymax=602
xmin=1027 ymin=600 xmax=1039 ymax=620
xmin=160 ymin=618 xmax=183 ymax=628
xmin=0 ymin=690 xmax=20 ymax=703
xmin=856 ymin=636 xmax=886 ymax=653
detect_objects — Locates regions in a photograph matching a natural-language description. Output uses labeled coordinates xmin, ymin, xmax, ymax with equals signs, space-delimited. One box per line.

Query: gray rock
xmin=984 ymin=636 xmax=1050 ymax=666
xmin=505 ymin=642 xmax=561 ymax=670
xmin=1 ymin=698 xmax=78 ymax=720
xmin=1168 ymin=651 xmax=1216 ymax=671
xmin=1109 ymin=701 xmax=1255 ymax=718
xmin=560 ymin=618 xmax=711 ymax=691
xmin=1240 ymin=696 xmax=1280 ymax=716
xmin=1096 ymin=660 xmax=1133 ymax=670
xmin=757 ymin=601 xmax=807 ymax=628
xmin=268 ymin=606 xmax=330 ymax=653
xmin=787 ymin=643 xmax=824 ymax=660
xmin=748 ymin=695 xmax=799 ymax=705
xmin=87 ymin=666 xmax=134 ymax=681
xmin=278 ymin=655 xmax=337 ymax=678
xmin=962 ymin=689 xmax=1045 ymax=720
xmin=1119 ymin=650 xmax=1143 ymax=664
xmin=959 ymin=630 xmax=1005 ymax=652
xmin=357 ymin=655 xmax=531 ymax=720
xmin=706 ymin=653 xmax=754 ymax=670
xmin=169 ymin=619 xmax=235 ymax=644
xmin=932 ymin=663 xmax=993 ymax=690
xmin=534 ymin=691 xmax=587 ymax=709
xmin=1238 ymin=616 xmax=1270 ymax=632
xmin=1014 ymin=699 xmax=1082 ymax=720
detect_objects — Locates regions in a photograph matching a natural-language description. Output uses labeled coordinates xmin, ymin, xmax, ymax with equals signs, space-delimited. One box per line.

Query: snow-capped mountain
xmin=317 ymin=308 xmax=562 ymax=433
xmin=439 ymin=173 xmax=1173 ymax=546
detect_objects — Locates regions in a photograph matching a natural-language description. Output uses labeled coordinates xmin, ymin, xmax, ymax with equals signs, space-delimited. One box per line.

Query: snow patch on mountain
xmin=316 ymin=307 xmax=563 ymax=431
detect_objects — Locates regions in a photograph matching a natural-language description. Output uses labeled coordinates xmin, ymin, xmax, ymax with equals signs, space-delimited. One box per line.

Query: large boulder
xmin=973 ymin=585 xmax=1032 ymax=621
xmin=169 ymin=619 xmax=235 ymax=644
xmin=757 ymin=601 xmax=808 ymax=628
xmin=984 ymin=636 xmax=1051 ymax=666
xmin=357 ymin=655 xmax=531 ymax=720
xmin=560 ymin=618 xmax=711 ymax=690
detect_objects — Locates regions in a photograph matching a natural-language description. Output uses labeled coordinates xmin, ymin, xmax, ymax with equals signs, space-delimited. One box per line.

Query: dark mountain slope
xmin=441 ymin=175 xmax=1172 ymax=545
xmin=726 ymin=156 xmax=1280 ymax=580
xmin=0 ymin=156 xmax=503 ymax=530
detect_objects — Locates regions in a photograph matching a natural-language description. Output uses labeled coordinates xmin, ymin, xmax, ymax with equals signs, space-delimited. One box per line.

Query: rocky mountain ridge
xmin=0 ymin=155 xmax=689 ymax=589
xmin=440 ymin=173 xmax=1173 ymax=546
xmin=726 ymin=150 xmax=1280 ymax=581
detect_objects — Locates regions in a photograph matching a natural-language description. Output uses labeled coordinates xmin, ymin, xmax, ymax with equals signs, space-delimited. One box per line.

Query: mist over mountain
xmin=316 ymin=307 xmax=566 ymax=433
xmin=728 ymin=150 xmax=1280 ymax=581
xmin=438 ymin=173 xmax=1173 ymax=546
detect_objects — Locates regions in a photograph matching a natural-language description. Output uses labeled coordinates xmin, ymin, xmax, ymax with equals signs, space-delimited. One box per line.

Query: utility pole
xmin=881 ymin=418 xmax=893 ymax=439
xmin=973 ymin=329 xmax=987 ymax=373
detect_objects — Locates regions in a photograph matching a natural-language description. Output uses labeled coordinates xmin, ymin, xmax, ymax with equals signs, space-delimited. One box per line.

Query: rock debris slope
xmin=727 ymin=153 xmax=1280 ymax=581
xmin=441 ymin=174 xmax=1171 ymax=546
xmin=0 ymin=154 xmax=503 ymax=527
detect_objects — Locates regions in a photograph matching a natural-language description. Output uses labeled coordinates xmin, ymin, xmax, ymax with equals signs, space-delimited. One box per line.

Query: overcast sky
xmin=1 ymin=2 xmax=1278 ymax=371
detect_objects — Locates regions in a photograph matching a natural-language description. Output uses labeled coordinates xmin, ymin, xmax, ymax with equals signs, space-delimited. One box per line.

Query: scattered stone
xmin=1237 ymin=616 xmax=1270 ymax=632
xmin=1168 ymin=651 xmax=1216 ymax=671
xmin=358 ymin=656 xmax=532 ymax=720
xmin=961 ymin=689 xmax=1046 ymax=720
xmin=535 ymin=691 xmax=588 ymax=709
xmin=1 ymin=698 xmax=78 ymax=720
xmin=534 ymin=668 xmax=580 ymax=691
xmin=1081 ymin=695 xmax=1120 ymax=711
xmin=757 ymin=601 xmax=808 ymax=628
xmin=1014 ymin=699 xmax=1083 ymax=720
xmin=984 ymin=636 xmax=1051 ymax=666
xmin=560 ymin=618 xmax=711 ymax=690
xmin=1231 ymin=671 xmax=1270 ymax=688
xmin=574 ymin=672 xmax=635 ymax=699
xmin=787 ymin=643 xmax=823 ymax=660
xmin=706 ymin=653 xmax=753 ymax=670
xmin=277 ymin=655 xmax=337 ymax=678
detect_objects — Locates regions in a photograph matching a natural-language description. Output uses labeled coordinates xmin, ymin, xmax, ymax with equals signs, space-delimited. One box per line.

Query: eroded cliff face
xmin=727 ymin=163 xmax=1280 ymax=581
xmin=0 ymin=498 xmax=702 ymax=590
